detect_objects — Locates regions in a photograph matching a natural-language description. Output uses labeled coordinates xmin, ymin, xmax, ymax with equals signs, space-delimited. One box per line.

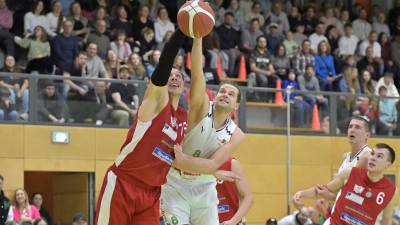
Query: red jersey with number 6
xmin=216 ymin=158 xmax=241 ymax=224
xmin=330 ymin=167 xmax=396 ymax=225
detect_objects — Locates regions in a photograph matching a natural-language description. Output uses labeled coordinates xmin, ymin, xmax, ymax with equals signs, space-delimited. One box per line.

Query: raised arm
xmin=138 ymin=29 xmax=186 ymax=123
xmin=188 ymin=38 xmax=211 ymax=130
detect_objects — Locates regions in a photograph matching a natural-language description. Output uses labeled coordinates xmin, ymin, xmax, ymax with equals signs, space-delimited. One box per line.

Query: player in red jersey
xmin=216 ymin=158 xmax=253 ymax=225
xmin=293 ymin=143 xmax=398 ymax=225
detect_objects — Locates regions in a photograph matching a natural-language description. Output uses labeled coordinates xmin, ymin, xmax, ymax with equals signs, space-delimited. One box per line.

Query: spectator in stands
xmin=273 ymin=44 xmax=290 ymax=80
xmin=210 ymin=0 xmax=225 ymax=27
xmin=309 ymin=22 xmax=328 ymax=55
xmin=72 ymin=214 xmax=87 ymax=225
xmin=104 ymin=50 xmax=120 ymax=79
xmin=338 ymin=68 xmax=360 ymax=93
xmin=154 ymin=7 xmax=175 ymax=43
xmin=391 ymin=36 xmax=400 ymax=72
xmin=173 ymin=55 xmax=188 ymax=81
xmin=110 ymin=6 xmax=134 ymax=44
xmin=325 ymin=25 xmax=339 ymax=56
xmin=110 ymin=29 xmax=132 ymax=63
xmin=120 ymin=0 xmax=141 ymax=23
xmin=239 ymin=0 xmax=253 ymax=17
xmin=320 ymin=8 xmax=340 ymax=37
xmin=61 ymin=51 xmax=88 ymax=99
xmin=52 ymin=20 xmax=79 ymax=68
xmin=83 ymin=81 xmax=113 ymax=125
xmin=127 ymin=53 xmax=148 ymax=80
xmin=293 ymin=39 xmax=314 ymax=77
xmin=86 ymin=42 xmax=108 ymax=80
xmin=132 ymin=5 xmax=154 ymax=41
xmin=133 ymin=27 xmax=157 ymax=63
xmin=225 ymin=0 xmax=246 ymax=32
xmin=282 ymin=70 xmax=311 ymax=128
xmin=359 ymin=70 xmax=375 ymax=95
xmin=358 ymin=97 xmax=381 ymax=134
xmin=337 ymin=55 xmax=356 ymax=75
xmin=19 ymin=26 xmax=51 ymax=61
xmin=379 ymin=33 xmax=392 ymax=65
xmin=338 ymin=23 xmax=359 ymax=60
xmin=46 ymin=1 xmax=65 ymax=39
xmin=315 ymin=41 xmax=337 ymax=92
xmin=0 ymin=0 xmax=18 ymax=57
xmin=266 ymin=23 xmax=281 ymax=53
xmin=0 ymin=56 xmax=25 ymax=104
xmin=282 ymin=31 xmax=298 ymax=59
xmin=89 ymin=7 xmax=111 ymax=37
xmin=202 ymin=54 xmax=220 ymax=85
xmin=357 ymin=46 xmax=381 ymax=82
xmin=301 ymin=6 xmax=318 ymax=36
xmin=337 ymin=10 xmax=350 ymax=35
xmin=0 ymin=87 xmax=18 ymax=121
xmin=287 ymin=7 xmax=301 ymax=33
xmin=24 ymin=1 xmax=47 ymax=34
xmin=87 ymin=19 xmax=110 ymax=59
xmin=217 ymin=12 xmax=243 ymax=78
xmin=148 ymin=0 xmax=164 ymax=23
xmin=241 ymin=18 xmax=264 ymax=54
xmin=352 ymin=8 xmax=371 ymax=41
xmin=37 ymin=80 xmax=68 ymax=123
xmin=52 ymin=0 xmax=73 ymax=16
xmin=266 ymin=218 xmax=277 ymax=225
xmin=358 ymin=31 xmax=381 ymax=59
xmin=31 ymin=193 xmax=53 ymax=225
xmin=378 ymin=85 xmax=397 ymax=136
xmin=297 ymin=64 xmax=329 ymax=120
xmin=244 ymin=2 xmax=264 ymax=27
xmin=264 ymin=1 xmax=289 ymax=38
xmin=390 ymin=15 xmax=400 ymax=37
xmin=249 ymin=35 xmax=276 ymax=102
xmin=278 ymin=206 xmax=310 ymax=225
xmin=336 ymin=86 xmax=361 ymax=133
xmin=109 ymin=64 xmax=138 ymax=126
xmin=293 ymin=22 xmax=307 ymax=48
xmin=146 ymin=49 xmax=160 ymax=77
xmin=375 ymin=72 xmax=399 ymax=104
xmin=372 ymin=13 xmax=391 ymax=38
xmin=12 ymin=188 xmax=41 ymax=223
xmin=203 ymin=28 xmax=228 ymax=74
xmin=389 ymin=0 xmax=400 ymax=26
xmin=67 ymin=2 xmax=89 ymax=39
xmin=0 ymin=175 xmax=13 ymax=224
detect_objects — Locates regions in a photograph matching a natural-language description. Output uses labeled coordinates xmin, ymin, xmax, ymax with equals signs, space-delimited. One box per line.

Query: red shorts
xmin=95 ymin=165 xmax=161 ymax=225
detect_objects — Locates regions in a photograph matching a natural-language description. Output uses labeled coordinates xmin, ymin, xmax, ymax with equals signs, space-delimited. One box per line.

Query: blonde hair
xmin=12 ymin=188 xmax=31 ymax=213
xmin=162 ymin=30 xmax=173 ymax=42
xmin=127 ymin=53 xmax=146 ymax=76
xmin=345 ymin=68 xmax=359 ymax=93
xmin=317 ymin=41 xmax=331 ymax=55
xmin=104 ymin=50 xmax=120 ymax=79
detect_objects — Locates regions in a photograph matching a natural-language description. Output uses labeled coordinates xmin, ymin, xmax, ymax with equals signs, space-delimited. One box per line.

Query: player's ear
xmin=386 ymin=161 xmax=392 ymax=169
xmin=234 ymin=103 xmax=240 ymax=110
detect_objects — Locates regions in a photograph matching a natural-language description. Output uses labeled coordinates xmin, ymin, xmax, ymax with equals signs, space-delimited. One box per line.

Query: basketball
xmin=177 ymin=0 xmax=215 ymax=38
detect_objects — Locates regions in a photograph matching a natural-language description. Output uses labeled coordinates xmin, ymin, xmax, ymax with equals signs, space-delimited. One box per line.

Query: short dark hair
xmin=225 ymin=12 xmax=234 ymax=18
xmin=302 ymin=39 xmax=311 ymax=45
xmin=219 ymin=81 xmax=242 ymax=103
xmin=252 ymin=1 xmax=261 ymax=9
xmin=250 ymin=18 xmax=260 ymax=24
xmin=375 ymin=143 xmax=396 ymax=164
xmin=353 ymin=116 xmax=370 ymax=132
xmin=344 ymin=23 xmax=353 ymax=29
xmin=0 ymin=175 xmax=3 ymax=181
xmin=256 ymin=35 xmax=266 ymax=42
xmin=32 ymin=192 xmax=42 ymax=200
xmin=77 ymin=51 xmax=87 ymax=57
xmin=383 ymin=71 xmax=394 ymax=77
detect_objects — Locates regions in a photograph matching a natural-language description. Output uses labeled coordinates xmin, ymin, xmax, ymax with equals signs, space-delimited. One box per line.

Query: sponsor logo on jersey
xmin=162 ymin=124 xmax=177 ymax=141
xmin=217 ymin=137 xmax=226 ymax=144
xmin=171 ymin=116 xmax=177 ymax=129
xmin=152 ymin=147 xmax=174 ymax=165
xmin=341 ymin=213 xmax=367 ymax=225
xmin=345 ymin=192 xmax=364 ymax=205
xmin=162 ymin=139 xmax=174 ymax=150
xmin=353 ymin=184 xmax=365 ymax=194
xmin=344 ymin=206 xmax=373 ymax=221
xmin=218 ymin=205 xmax=229 ymax=213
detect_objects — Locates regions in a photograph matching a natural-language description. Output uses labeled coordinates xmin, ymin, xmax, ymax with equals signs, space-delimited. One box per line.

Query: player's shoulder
xmin=231 ymin=127 xmax=245 ymax=142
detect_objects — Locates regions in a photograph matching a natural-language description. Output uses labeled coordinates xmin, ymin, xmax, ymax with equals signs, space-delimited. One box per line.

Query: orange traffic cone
xmin=186 ymin=52 xmax=191 ymax=70
xmin=274 ymin=79 xmax=284 ymax=104
xmin=230 ymin=110 xmax=238 ymax=125
xmin=217 ymin=56 xmax=223 ymax=78
xmin=238 ymin=56 xmax=247 ymax=80
xmin=311 ymin=104 xmax=321 ymax=130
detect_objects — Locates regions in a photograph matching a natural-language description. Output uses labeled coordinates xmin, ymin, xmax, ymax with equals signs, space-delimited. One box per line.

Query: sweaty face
xmin=167 ymin=68 xmax=184 ymax=96
xmin=214 ymin=84 xmax=239 ymax=112
xmin=347 ymin=119 xmax=369 ymax=144
xmin=368 ymin=148 xmax=392 ymax=172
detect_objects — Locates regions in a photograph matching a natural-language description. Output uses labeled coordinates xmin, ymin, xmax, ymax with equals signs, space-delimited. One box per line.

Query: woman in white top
xmin=46 ymin=1 xmax=66 ymax=39
xmin=153 ymin=7 xmax=175 ymax=43
xmin=24 ymin=1 xmax=48 ymax=34
xmin=147 ymin=0 xmax=164 ymax=23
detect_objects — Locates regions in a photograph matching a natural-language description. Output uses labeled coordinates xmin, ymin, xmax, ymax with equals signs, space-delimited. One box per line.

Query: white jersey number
xmin=376 ymin=192 xmax=385 ymax=205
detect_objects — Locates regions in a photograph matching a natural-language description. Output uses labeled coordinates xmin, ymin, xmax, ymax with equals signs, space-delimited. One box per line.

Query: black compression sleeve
xmin=151 ymin=29 xmax=186 ymax=87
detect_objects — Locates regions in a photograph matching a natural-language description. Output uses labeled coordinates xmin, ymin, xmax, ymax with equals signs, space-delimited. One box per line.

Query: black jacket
xmin=0 ymin=190 xmax=11 ymax=225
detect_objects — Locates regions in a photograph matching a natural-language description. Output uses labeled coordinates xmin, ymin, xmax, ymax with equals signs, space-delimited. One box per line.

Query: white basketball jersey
xmin=169 ymin=101 xmax=237 ymax=183
xmin=338 ymin=145 xmax=371 ymax=174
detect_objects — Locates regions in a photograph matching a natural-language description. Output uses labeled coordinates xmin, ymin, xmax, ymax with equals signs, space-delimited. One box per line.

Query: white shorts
xmin=161 ymin=176 xmax=219 ymax=225
xmin=323 ymin=218 xmax=330 ymax=225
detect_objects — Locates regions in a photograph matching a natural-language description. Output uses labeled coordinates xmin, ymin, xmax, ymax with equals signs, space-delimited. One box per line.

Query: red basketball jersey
xmin=216 ymin=158 xmax=241 ymax=224
xmin=112 ymin=103 xmax=187 ymax=189
xmin=331 ymin=167 xmax=396 ymax=225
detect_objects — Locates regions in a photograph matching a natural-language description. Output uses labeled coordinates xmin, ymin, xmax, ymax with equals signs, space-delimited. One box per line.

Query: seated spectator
xmin=244 ymin=2 xmax=264 ymax=27
xmin=357 ymin=46 xmax=381 ymax=82
xmin=146 ymin=49 xmax=160 ymax=77
xmin=314 ymin=41 xmax=337 ymax=92
xmin=210 ymin=0 xmax=225 ymax=27
xmin=156 ymin=30 xmax=184 ymax=57
xmin=104 ymin=50 xmax=120 ymax=79
xmin=293 ymin=22 xmax=307 ymax=48
xmin=320 ymin=7 xmax=340 ymax=37
xmin=87 ymin=19 xmax=111 ymax=59
xmin=278 ymin=206 xmax=310 ymax=225
xmin=85 ymin=42 xmax=108 ymax=80
xmin=46 ymin=1 xmax=66 ymax=39
xmin=338 ymin=68 xmax=361 ymax=93
xmin=225 ymin=0 xmax=246 ymax=32
xmin=249 ymin=35 xmax=276 ymax=102
xmin=272 ymin=44 xmax=291 ymax=80
xmin=148 ymin=0 xmax=164 ymax=23
xmin=31 ymin=193 xmax=53 ymax=225
xmin=379 ymin=33 xmax=392 ymax=64
xmin=338 ymin=23 xmax=359 ymax=59
xmin=325 ymin=25 xmax=339 ymax=56
xmin=372 ymin=13 xmax=391 ymax=38
xmin=282 ymin=70 xmax=311 ymax=127
xmin=0 ymin=56 xmax=26 ymax=106
xmin=132 ymin=5 xmax=154 ymax=41
xmin=390 ymin=36 xmax=400 ymax=76
xmin=301 ymin=6 xmax=319 ymax=36
xmin=12 ymin=189 xmax=41 ymax=223
xmin=375 ymin=72 xmax=399 ymax=104
xmin=239 ymin=0 xmax=253 ymax=17
xmin=378 ymin=85 xmax=398 ymax=136
xmin=133 ymin=27 xmax=157 ymax=63
xmin=338 ymin=55 xmax=356 ymax=75
xmin=287 ymin=7 xmax=301 ymax=33
xmin=66 ymin=2 xmax=89 ymax=39
xmin=266 ymin=218 xmax=278 ymax=225
xmin=52 ymin=20 xmax=79 ymax=68
xmin=202 ymin=54 xmax=220 ymax=85
xmin=359 ymin=70 xmax=376 ymax=95
xmin=336 ymin=89 xmax=360 ymax=133
xmin=264 ymin=1 xmax=289 ymax=38
xmin=24 ymin=1 xmax=47 ymax=34
xmin=0 ymin=88 xmax=18 ymax=121
xmin=358 ymin=97 xmax=382 ymax=135
xmin=203 ymin=29 xmax=229 ymax=75
xmin=61 ymin=51 xmax=88 ymax=99
xmin=53 ymin=0 xmax=74 ymax=16
xmin=293 ymin=40 xmax=314 ymax=77
xmin=297 ymin=64 xmax=329 ymax=120
xmin=89 ymin=6 xmax=111 ymax=37
xmin=37 ymin=80 xmax=68 ymax=123
xmin=127 ymin=53 xmax=148 ymax=81
xmin=110 ymin=29 xmax=132 ymax=63
xmin=266 ymin=23 xmax=281 ymax=53
xmin=154 ymin=7 xmax=175 ymax=44
xmin=118 ymin=0 xmax=140 ymax=23
xmin=109 ymin=65 xmax=138 ymax=126
xmin=358 ymin=31 xmax=381 ymax=59
xmin=352 ymin=8 xmax=371 ymax=41
xmin=309 ymin=22 xmax=328 ymax=55
xmin=82 ymin=81 xmax=113 ymax=125
xmin=390 ymin=15 xmax=400 ymax=37
xmin=282 ymin=31 xmax=298 ymax=59
xmin=19 ymin=26 xmax=51 ymax=61
xmin=173 ymin=55 xmax=189 ymax=81
xmin=241 ymin=18 xmax=264 ymax=54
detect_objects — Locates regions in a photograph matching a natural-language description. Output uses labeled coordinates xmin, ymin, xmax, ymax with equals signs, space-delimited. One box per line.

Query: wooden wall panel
xmin=290 ymin=165 xmax=332 ymax=191
xmin=0 ymin=158 xmax=24 ymax=196
xmin=243 ymin=165 xmax=286 ymax=193
xmin=95 ymin=160 xmax=114 ymax=195
xmin=95 ymin=128 xmax=127 ymax=160
xmin=291 ymin=136 xmax=332 ymax=165
xmin=247 ymin=193 xmax=286 ymax=223
xmin=24 ymin=159 xmax=95 ymax=172
xmin=0 ymin=125 xmax=24 ymax=157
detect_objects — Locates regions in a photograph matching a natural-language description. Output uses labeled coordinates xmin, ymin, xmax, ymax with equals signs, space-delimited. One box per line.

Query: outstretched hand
xmin=292 ymin=191 xmax=304 ymax=209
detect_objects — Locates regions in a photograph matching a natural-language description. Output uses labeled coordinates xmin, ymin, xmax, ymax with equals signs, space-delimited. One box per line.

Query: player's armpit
xmin=380 ymin=187 xmax=398 ymax=225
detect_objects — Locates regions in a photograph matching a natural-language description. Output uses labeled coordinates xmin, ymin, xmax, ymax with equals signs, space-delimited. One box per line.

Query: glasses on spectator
xmin=6 ymin=58 xmax=15 ymax=62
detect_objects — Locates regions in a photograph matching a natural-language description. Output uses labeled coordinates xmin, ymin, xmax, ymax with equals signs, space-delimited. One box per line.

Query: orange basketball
xmin=177 ymin=1 xmax=215 ymax=38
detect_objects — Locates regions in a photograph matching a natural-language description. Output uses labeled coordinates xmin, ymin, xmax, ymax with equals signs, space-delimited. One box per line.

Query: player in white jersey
xmin=161 ymin=37 xmax=245 ymax=225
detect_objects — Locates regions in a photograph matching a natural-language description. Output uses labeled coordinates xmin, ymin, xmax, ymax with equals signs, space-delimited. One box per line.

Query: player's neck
xmin=350 ymin=142 xmax=366 ymax=156
xmin=367 ymin=171 xmax=384 ymax=183
xmin=213 ymin=110 xmax=230 ymax=130
xmin=169 ymin=97 xmax=180 ymax=110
